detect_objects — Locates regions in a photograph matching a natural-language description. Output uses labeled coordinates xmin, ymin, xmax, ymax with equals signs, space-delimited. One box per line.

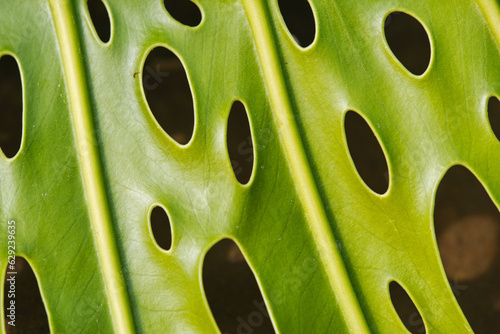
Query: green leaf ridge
xmin=49 ymin=0 xmax=135 ymax=332
xmin=4 ymin=0 xmax=500 ymax=333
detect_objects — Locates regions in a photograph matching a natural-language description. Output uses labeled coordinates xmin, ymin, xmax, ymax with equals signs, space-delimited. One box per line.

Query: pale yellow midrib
xmin=240 ymin=0 xmax=370 ymax=332
xmin=48 ymin=1 xmax=135 ymax=333
xmin=477 ymin=0 xmax=500 ymax=49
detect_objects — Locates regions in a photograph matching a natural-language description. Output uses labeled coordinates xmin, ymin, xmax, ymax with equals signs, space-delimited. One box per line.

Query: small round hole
xmin=344 ymin=110 xmax=389 ymax=194
xmin=202 ymin=239 xmax=275 ymax=333
xmin=150 ymin=206 xmax=173 ymax=251
xmin=488 ymin=96 xmax=500 ymax=142
xmin=277 ymin=0 xmax=316 ymax=47
xmin=389 ymin=281 xmax=426 ymax=333
xmin=0 ymin=54 xmax=23 ymax=159
xmin=164 ymin=0 xmax=202 ymax=27
xmin=142 ymin=47 xmax=195 ymax=145
xmin=227 ymin=101 xmax=254 ymax=185
xmin=87 ymin=0 xmax=111 ymax=43
xmin=384 ymin=11 xmax=431 ymax=75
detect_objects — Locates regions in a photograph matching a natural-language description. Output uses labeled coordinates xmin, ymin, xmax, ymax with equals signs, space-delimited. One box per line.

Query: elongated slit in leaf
xmin=164 ymin=0 xmax=202 ymax=27
xmin=0 ymin=55 xmax=22 ymax=159
xmin=389 ymin=281 xmax=426 ymax=333
xmin=143 ymin=47 xmax=195 ymax=145
xmin=202 ymin=239 xmax=275 ymax=334
xmin=384 ymin=11 xmax=431 ymax=75
xmin=3 ymin=257 xmax=49 ymax=333
xmin=227 ymin=101 xmax=254 ymax=184
xmin=87 ymin=0 xmax=111 ymax=43
xmin=277 ymin=0 xmax=316 ymax=47
xmin=150 ymin=205 xmax=173 ymax=251
xmin=434 ymin=165 xmax=500 ymax=332
xmin=344 ymin=110 xmax=389 ymax=194
xmin=488 ymin=96 xmax=500 ymax=142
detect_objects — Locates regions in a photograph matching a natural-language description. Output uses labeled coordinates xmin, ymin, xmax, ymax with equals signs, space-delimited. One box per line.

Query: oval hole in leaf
xmin=4 ymin=257 xmax=49 ymax=333
xmin=384 ymin=11 xmax=431 ymax=75
xmin=488 ymin=96 xmax=500 ymax=142
xmin=0 ymin=55 xmax=23 ymax=159
xmin=434 ymin=165 xmax=500 ymax=332
xmin=227 ymin=101 xmax=254 ymax=184
xmin=164 ymin=0 xmax=202 ymax=27
xmin=150 ymin=206 xmax=172 ymax=251
xmin=143 ymin=47 xmax=195 ymax=145
xmin=344 ymin=110 xmax=389 ymax=194
xmin=277 ymin=0 xmax=316 ymax=47
xmin=389 ymin=281 xmax=426 ymax=333
xmin=202 ymin=239 xmax=275 ymax=334
xmin=87 ymin=0 xmax=111 ymax=43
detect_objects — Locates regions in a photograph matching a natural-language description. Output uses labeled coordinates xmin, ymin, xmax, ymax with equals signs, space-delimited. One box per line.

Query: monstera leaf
xmin=2 ymin=0 xmax=500 ymax=332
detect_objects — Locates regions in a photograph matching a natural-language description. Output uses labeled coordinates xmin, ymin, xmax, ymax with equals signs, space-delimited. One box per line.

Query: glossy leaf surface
xmin=2 ymin=0 xmax=500 ymax=333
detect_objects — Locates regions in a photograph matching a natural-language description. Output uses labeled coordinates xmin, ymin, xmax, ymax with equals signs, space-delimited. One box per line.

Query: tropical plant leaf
xmin=2 ymin=0 xmax=500 ymax=332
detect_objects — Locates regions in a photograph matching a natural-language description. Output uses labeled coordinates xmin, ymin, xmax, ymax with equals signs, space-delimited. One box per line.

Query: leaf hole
xmin=202 ymin=239 xmax=275 ymax=334
xmin=164 ymin=0 xmax=202 ymax=27
xmin=87 ymin=0 xmax=111 ymax=43
xmin=384 ymin=11 xmax=431 ymax=75
xmin=150 ymin=206 xmax=173 ymax=251
xmin=344 ymin=110 xmax=389 ymax=194
xmin=488 ymin=96 xmax=500 ymax=142
xmin=277 ymin=0 xmax=316 ymax=47
xmin=434 ymin=165 xmax=500 ymax=332
xmin=143 ymin=47 xmax=195 ymax=145
xmin=0 ymin=55 xmax=23 ymax=159
xmin=389 ymin=281 xmax=426 ymax=334
xmin=227 ymin=101 xmax=254 ymax=185
xmin=4 ymin=257 xmax=50 ymax=333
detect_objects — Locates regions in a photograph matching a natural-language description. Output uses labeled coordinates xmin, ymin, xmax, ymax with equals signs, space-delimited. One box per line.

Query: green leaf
xmin=2 ymin=0 xmax=500 ymax=332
